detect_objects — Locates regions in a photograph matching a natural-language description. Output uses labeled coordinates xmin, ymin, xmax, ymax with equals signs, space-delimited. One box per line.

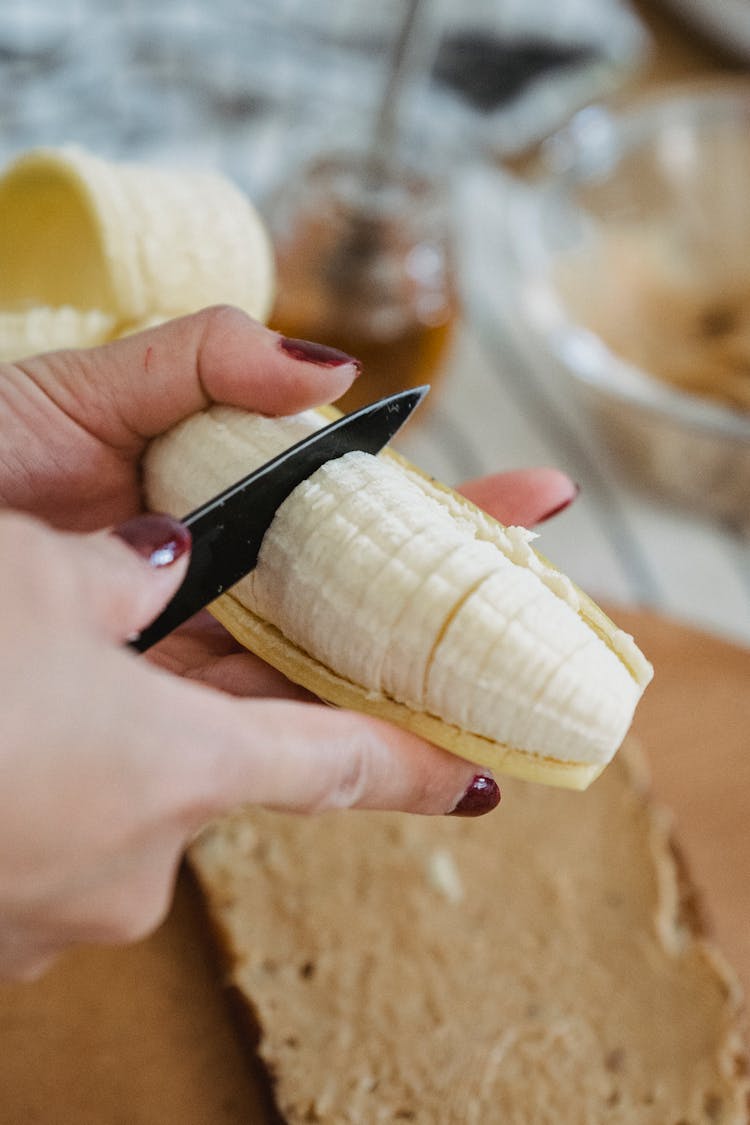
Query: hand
xmin=0 ymin=308 xmax=578 ymax=979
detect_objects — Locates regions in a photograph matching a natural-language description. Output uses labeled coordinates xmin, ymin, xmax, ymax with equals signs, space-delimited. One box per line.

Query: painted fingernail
xmin=278 ymin=335 xmax=361 ymax=373
xmin=449 ymin=774 xmax=501 ymax=817
xmin=113 ymin=513 xmax=191 ymax=568
xmin=537 ymin=483 xmax=580 ymax=523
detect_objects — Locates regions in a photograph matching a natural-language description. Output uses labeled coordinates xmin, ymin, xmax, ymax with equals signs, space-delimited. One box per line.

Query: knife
xmin=130 ymin=385 xmax=429 ymax=652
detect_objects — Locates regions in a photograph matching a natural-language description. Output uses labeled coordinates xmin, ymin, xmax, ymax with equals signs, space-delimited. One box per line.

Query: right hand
xmin=0 ymin=506 xmax=499 ymax=981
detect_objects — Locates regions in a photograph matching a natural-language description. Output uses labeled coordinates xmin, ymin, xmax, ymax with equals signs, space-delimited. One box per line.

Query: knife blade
xmin=131 ymin=385 xmax=429 ymax=652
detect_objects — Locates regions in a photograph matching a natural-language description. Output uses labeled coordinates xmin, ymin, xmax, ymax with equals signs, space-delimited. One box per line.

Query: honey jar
xmin=267 ymin=154 xmax=457 ymax=415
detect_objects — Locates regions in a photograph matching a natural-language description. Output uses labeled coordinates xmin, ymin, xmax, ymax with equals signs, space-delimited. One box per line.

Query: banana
xmin=0 ymin=306 xmax=115 ymax=362
xmin=144 ymin=406 xmax=653 ymax=790
xmin=0 ymin=146 xmax=275 ymax=361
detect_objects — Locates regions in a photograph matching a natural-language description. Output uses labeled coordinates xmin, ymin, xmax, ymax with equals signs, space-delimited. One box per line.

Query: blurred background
xmin=0 ymin=0 xmax=748 ymax=644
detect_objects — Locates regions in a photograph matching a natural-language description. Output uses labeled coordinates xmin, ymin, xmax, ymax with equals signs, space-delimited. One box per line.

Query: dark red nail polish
xmin=113 ymin=514 xmax=191 ymax=568
xmin=278 ymin=335 xmax=361 ymax=372
xmin=538 ymin=483 xmax=580 ymax=523
xmin=450 ymin=774 xmax=501 ymax=817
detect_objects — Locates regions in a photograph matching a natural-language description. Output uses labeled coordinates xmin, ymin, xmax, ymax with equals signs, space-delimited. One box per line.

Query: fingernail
xmin=113 ymin=513 xmax=191 ymax=568
xmin=537 ymin=483 xmax=580 ymax=523
xmin=449 ymin=774 xmax=501 ymax=817
xmin=278 ymin=335 xmax=361 ymax=373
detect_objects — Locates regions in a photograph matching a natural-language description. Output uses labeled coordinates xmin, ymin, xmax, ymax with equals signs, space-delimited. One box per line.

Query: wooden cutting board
xmin=1 ymin=607 xmax=748 ymax=1123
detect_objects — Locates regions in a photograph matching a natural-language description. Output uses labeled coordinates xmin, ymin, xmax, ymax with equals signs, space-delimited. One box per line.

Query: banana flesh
xmin=144 ymin=406 xmax=653 ymax=789
xmin=0 ymin=306 xmax=115 ymax=362
xmin=0 ymin=146 xmax=275 ymax=361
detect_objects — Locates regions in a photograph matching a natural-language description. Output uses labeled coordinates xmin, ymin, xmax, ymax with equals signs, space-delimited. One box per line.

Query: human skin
xmin=0 ymin=306 xmax=578 ymax=979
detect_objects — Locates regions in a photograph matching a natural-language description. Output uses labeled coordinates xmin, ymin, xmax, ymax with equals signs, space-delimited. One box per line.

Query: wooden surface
xmin=0 ymin=606 xmax=748 ymax=1123
xmin=615 ymin=606 xmax=750 ymax=997
xmin=0 ymin=871 xmax=269 ymax=1124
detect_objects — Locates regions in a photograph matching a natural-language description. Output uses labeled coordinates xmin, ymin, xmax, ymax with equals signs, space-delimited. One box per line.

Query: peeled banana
xmin=0 ymin=306 xmax=115 ymax=363
xmin=144 ymin=407 xmax=653 ymax=790
xmin=0 ymin=145 xmax=275 ymax=360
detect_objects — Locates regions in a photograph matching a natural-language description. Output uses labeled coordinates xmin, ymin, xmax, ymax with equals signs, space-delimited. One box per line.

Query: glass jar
xmin=266 ymin=154 xmax=458 ymax=416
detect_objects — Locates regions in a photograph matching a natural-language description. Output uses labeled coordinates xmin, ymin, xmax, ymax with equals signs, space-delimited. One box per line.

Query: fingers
xmin=458 ymin=468 xmax=578 ymax=528
xmin=150 ymin=613 xmax=316 ymax=701
xmin=80 ymin=514 xmax=194 ymax=641
xmin=0 ymin=511 xmax=191 ymax=644
xmin=164 ymin=689 xmax=500 ymax=822
xmin=14 ymin=305 xmax=360 ymax=449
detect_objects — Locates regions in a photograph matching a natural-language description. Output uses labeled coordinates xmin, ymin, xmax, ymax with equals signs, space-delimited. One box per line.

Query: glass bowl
xmin=501 ymin=84 xmax=750 ymax=529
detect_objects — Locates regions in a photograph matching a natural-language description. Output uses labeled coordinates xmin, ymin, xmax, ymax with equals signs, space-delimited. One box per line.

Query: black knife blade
xmin=131 ymin=385 xmax=428 ymax=652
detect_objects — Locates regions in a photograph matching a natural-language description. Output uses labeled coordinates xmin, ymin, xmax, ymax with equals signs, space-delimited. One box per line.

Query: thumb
xmin=65 ymin=513 xmax=191 ymax=642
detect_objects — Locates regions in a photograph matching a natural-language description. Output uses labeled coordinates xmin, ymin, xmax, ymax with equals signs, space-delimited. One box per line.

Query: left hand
xmin=0 ymin=305 xmax=577 ymax=700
